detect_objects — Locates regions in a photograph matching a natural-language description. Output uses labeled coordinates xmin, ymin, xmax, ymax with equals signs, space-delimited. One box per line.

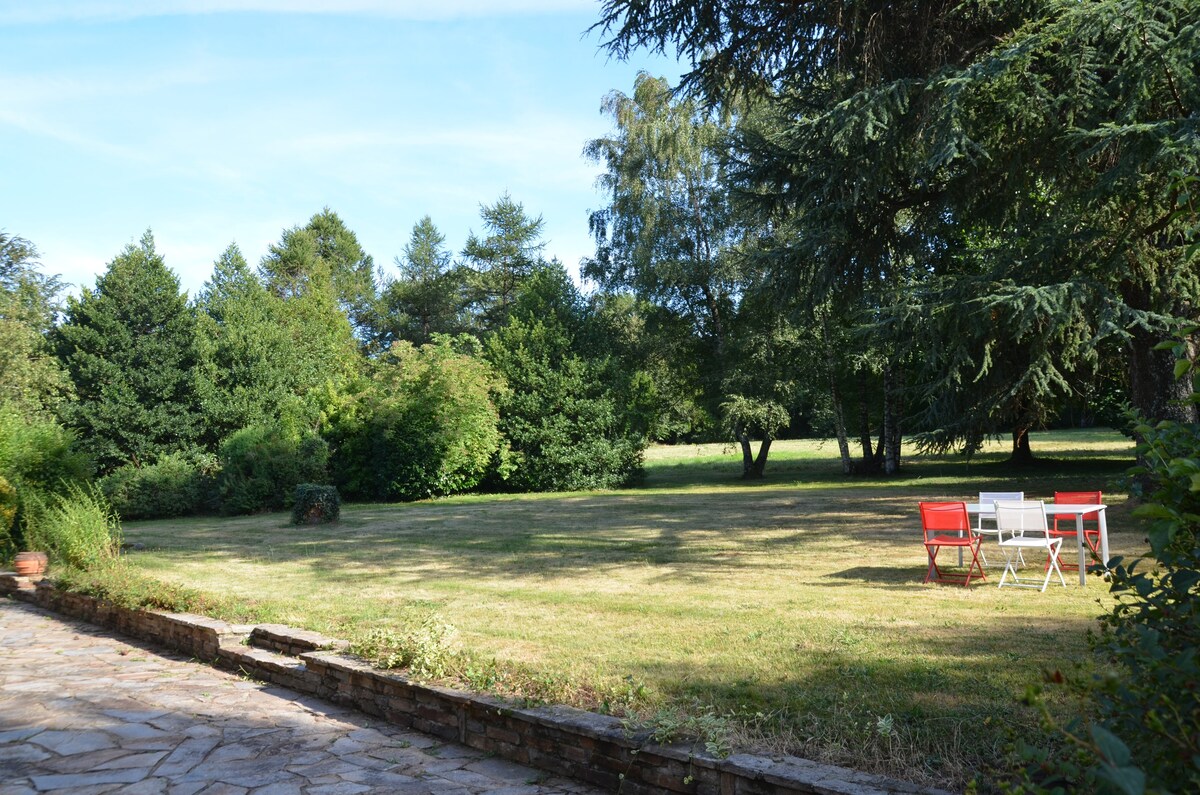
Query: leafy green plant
xmin=0 ymin=403 xmax=92 ymax=553
xmin=350 ymin=613 xmax=457 ymax=678
xmin=24 ymin=483 xmax=121 ymax=568
xmin=100 ymin=451 xmax=219 ymax=520
xmin=218 ymin=425 xmax=328 ymax=514
xmin=0 ymin=475 xmax=17 ymax=555
xmin=1010 ymin=327 xmax=1200 ymax=793
xmin=326 ymin=336 xmax=503 ymax=502
xmin=290 ymin=483 xmax=340 ymax=524
xmin=636 ymin=703 xmax=734 ymax=759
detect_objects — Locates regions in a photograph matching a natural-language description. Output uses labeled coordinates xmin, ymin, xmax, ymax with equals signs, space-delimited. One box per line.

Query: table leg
xmin=1099 ymin=507 xmax=1110 ymax=572
xmin=1076 ymin=513 xmax=1087 ymax=586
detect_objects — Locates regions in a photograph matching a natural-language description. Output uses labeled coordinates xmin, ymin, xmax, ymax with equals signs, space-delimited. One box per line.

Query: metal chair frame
xmin=977 ymin=491 xmax=1025 ymax=567
xmin=920 ymin=501 xmax=985 ymax=587
xmin=994 ymin=500 xmax=1067 ymax=592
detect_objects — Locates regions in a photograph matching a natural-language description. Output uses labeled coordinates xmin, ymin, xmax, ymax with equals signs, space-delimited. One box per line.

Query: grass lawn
xmin=120 ymin=428 xmax=1142 ymax=789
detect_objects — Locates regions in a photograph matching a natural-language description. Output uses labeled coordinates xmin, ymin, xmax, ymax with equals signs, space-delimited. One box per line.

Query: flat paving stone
xmin=0 ymin=599 xmax=602 ymax=794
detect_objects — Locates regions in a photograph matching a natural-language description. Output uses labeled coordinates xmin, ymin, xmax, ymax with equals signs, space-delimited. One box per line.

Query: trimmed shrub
xmin=99 ymin=451 xmax=219 ymax=520
xmin=291 ymin=483 xmax=340 ymax=524
xmin=218 ymin=425 xmax=328 ymax=515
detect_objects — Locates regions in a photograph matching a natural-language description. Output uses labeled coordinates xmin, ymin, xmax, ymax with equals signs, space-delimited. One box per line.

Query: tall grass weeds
xmin=24 ymin=484 xmax=121 ymax=568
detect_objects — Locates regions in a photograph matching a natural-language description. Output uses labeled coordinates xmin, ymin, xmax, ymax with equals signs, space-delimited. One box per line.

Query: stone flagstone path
xmin=0 ymin=599 xmax=605 ymax=794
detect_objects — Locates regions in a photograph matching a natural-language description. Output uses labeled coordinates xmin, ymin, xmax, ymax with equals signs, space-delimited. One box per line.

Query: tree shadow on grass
xmin=639 ymin=448 xmax=1132 ymax=491
xmin=123 ymin=485 xmax=1143 ymax=590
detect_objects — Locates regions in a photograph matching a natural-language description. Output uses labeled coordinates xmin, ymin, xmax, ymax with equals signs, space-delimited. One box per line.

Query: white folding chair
xmin=976 ymin=491 xmax=1024 ymax=567
xmin=994 ymin=500 xmax=1066 ymax=592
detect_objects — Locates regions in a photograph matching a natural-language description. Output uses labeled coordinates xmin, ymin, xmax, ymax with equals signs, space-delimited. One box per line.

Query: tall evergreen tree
xmin=259 ymin=208 xmax=377 ymax=339
xmin=485 ymin=264 xmax=653 ymax=491
xmin=196 ymin=244 xmax=321 ymax=442
xmin=56 ymin=231 xmax=201 ymax=472
xmin=462 ymin=194 xmax=547 ymax=333
xmin=373 ymin=216 xmax=465 ymax=349
xmin=597 ymin=0 xmax=1200 ymax=463
xmin=255 ymin=217 xmax=363 ymax=434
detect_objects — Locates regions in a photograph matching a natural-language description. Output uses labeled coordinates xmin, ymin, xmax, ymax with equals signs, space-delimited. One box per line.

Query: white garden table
xmin=966 ymin=502 xmax=1108 ymax=587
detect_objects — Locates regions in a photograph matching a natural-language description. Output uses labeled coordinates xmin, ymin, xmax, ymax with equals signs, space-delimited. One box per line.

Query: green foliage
xmin=351 ymin=613 xmax=457 ymax=679
xmin=584 ymin=72 xmax=743 ymax=348
xmin=55 ymin=230 xmax=203 ymax=473
xmin=373 ymin=216 xmax=466 ymax=349
xmin=259 ymin=208 xmax=377 ymax=337
xmin=196 ymin=244 xmax=331 ymax=442
xmin=462 ymin=193 xmax=547 ymax=333
xmin=290 ymin=483 xmax=340 ymax=525
xmin=0 ymin=475 xmax=17 ymax=557
xmin=639 ymin=703 xmax=735 ymax=759
xmin=1011 ymin=329 xmax=1200 ymax=793
xmin=0 ymin=403 xmax=92 ymax=554
xmin=99 ymin=452 xmax=219 ymax=520
xmin=217 ymin=425 xmax=329 ymax=515
xmin=0 ymin=231 xmax=72 ymax=416
xmin=241 ymin=217 xmax=363 ymax=431
xmin=23 ymin=484 xmax=122 ymax=569
xmin=327 ymin=336 xmax=503 ymax=501
xmin=485 ymin=280 xmax=652 ymax=492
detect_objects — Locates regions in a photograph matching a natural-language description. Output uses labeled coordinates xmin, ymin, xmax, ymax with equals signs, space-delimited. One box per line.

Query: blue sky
xmin=1 ymin=1 xmax=682 ymax=296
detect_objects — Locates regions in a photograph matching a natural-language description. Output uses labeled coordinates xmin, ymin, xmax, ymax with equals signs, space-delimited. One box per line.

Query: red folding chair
xmin=1048 ymin=490 xmax=1102 ymax=571
xmin=920 ymin=501 xmax=985 ymax=586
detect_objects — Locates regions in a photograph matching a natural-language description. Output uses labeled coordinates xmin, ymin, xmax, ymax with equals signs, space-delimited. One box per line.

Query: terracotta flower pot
xmin=13 ymin=551 xmax=48 ymax=579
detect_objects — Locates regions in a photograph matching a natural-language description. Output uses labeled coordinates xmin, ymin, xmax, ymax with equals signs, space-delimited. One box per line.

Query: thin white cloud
xmin=0 ymin=0 xmax=598 ymax=25
xmin=0 ymin=106 xmax=154 ymax=164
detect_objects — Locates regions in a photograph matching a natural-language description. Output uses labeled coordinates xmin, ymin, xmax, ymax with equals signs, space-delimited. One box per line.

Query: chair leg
xmin=925 ymin=546 xmax=940 ymax=583
xmin=1044 ymin=542 xmax=1067 ymax=590
xmin=998 ymin=549 xmax=1021 ymax=588
xmin=965 ymin=545 xmax=986 ymax=586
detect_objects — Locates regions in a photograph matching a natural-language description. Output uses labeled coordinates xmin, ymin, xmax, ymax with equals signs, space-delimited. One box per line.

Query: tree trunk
xmin=738 ymin=432 xmax=769 ymax=479
xmin=751 ymin=438 xmax=772 ymax=479
xmin=822 ymin=316 xmax=853 ymax=475
xmin=883 ymin=363 xmax=903 ymax=475
xmin=1010 ymin=426 xmax=1035 ymax=465
xmin=734 ymin=432 xmax=753 ymax=475
xmin=1127 ymin=325 xmax=1197 ymax=425
xmin=857 ymin=369 xmax=873 ymax=462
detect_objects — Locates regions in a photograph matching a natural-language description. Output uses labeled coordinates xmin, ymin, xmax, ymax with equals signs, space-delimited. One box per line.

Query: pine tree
xmin=462 ymin=194 xmax=546 ymax=333
xmin=373 ymin=216 xmax=466 ymax=348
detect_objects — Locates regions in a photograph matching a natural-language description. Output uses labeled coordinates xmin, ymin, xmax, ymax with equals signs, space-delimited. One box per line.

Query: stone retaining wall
xmin=1 ymin=573 xmax=949 ymax=795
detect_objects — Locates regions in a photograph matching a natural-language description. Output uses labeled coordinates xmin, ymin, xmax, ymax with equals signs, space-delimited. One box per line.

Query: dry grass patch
xmin=120 ymin=428 xmax=1139 ymax=789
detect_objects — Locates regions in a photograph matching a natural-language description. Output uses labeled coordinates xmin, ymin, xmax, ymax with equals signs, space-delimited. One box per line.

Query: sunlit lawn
xmin=121 ymin=428 xmax=1142 ymax=789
